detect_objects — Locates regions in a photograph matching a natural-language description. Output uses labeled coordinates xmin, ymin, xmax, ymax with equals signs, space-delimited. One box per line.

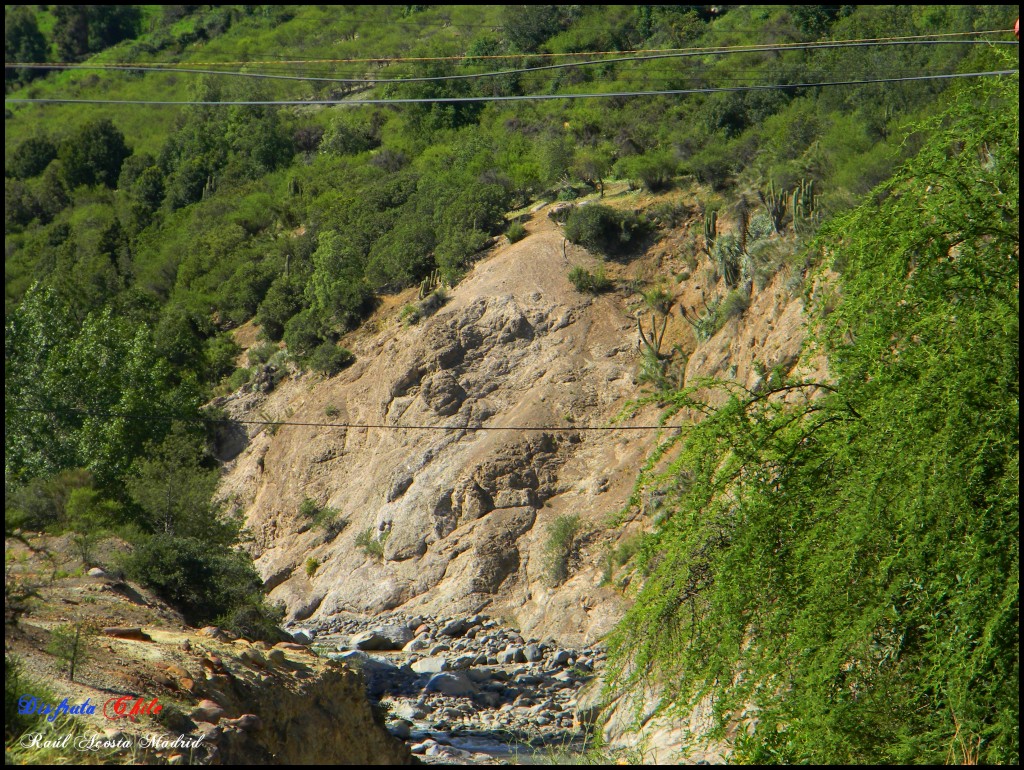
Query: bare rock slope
xmin=218 ymin=202 xmax=810 ymax=650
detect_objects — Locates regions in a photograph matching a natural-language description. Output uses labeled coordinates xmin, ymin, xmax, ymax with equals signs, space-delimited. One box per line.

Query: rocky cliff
xmin=216 ymin=194 xmax=812 ymax=653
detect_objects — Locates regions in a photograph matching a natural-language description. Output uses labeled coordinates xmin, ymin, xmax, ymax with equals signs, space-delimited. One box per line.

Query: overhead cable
xmin=8 ymin=27 xmax=1014 ymax=67
xmin=6 ymin=38 xmax=1017 ymax=86
xmin=8 ymin=405 xmax=680 ymax=433
xmin=6 ymin=69 xmax=1017 ymax=107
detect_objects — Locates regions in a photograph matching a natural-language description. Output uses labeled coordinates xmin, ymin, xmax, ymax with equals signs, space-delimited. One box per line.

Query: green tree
xmin=5 ymin=288 xmax=198 ymax=488
xmin=307 ymin=229 xmax=374 ymax=326
xmin=5 ymin=136 xmax=56 ymax=180
xmin=125 ymin=425 xmax=234 ymax=543
xmin=58 ymin=118 xmax=131 ymax=189
xmin=5 ymin=6 xmax=48 ymax=87
xmin=502 ymin=5 xmax=567 ymax=52
xmin=607 ymin=76 xmax=1018 ymax=765
xmin=52 ymin=5 xmax=89 ymax=61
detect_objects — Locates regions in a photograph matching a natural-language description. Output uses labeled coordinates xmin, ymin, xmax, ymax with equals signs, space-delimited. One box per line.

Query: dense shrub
xmin=608 ymin=78 xmax=1019 ymax=764
xmin=506 ymin=221 xmax=528 ymax=243
xmin=543 ymin=514 xmax=584 ymax=586
xmin=6 ymin=136 xmax=57 ymax=180
xmin=568 ymin=265 xmax=612 ymax=294
xmin=121 ymin=534 xmax=268 ymax=631
xmin=615 ymin=151 xmax=677 ymax=192
xmin=306 ymin=342 xmax=354 ymax=376
xmin=564 ymin=204 xmax=646 ymax=256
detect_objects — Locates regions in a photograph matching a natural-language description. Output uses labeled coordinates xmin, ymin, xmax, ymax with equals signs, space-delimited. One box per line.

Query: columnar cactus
xmin=703 ymin=208 xmax=718 ymax=253
xmin=758 ymin=180 xmax=787 ymax=233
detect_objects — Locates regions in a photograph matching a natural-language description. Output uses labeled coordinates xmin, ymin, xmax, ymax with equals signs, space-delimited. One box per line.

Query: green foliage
xmin=647 ymin=200 xmax=691 ymax=229
xmin=304 ymin=557 xmax=320 ymax=577
xmin=400 ymin=303 xmax=421 ymax=326
xmin=711 ymin=233 xmax=743 ymax=288
xmin=543 ymin=514 xmax=584 ymax=587
xmin=5 ymin=656 xmax=59 ymax=742
xmin=719 ymin=288 xmax=750 ymax=321
xmin=125 ymin=424 xmax=235 ymax=543
xmin=615 ymin=151 xmax=677 ymax=192
xmin=204 ymin=333 xmax=242 ymax=385
xmin=307 ymin=343 xmax=354 ymax=376
xmin=247 ymin=342 xmax=278 ymax=367
xmin=608 ymin=77 xmax=1019 ymax=764
xmin=642 ymin=285 xmax=674 ymax=315
xmin=567 ymin=266 xmax=612 ymax=294
xmin=502 ymin=5 xmax=569 ymax=52
xmin=6 ymin=136 xmax=58 ymax=180
xmin=564 ymin=204 xmax=646 ymax=257
xmin=215 ymin=598 xmax=286 ymax=643
xmin=355 ymin=526 xmax=388 ymax=561
xmin=46 ymin=623 xmax=94 ymax=682
xmin=257 ymin=275 xmax=306 ymax=342
xmin=58 ymin=118 xmax=131 ymax=189
xmin=5 ymin=288 xmax=199 ymax=488
xmin=122 ymin=534 xmax=272 ymax=634
xmin=5 ymin=6 xmax=48 ymax=88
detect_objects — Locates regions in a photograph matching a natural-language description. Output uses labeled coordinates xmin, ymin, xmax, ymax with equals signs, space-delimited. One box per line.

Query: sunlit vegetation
xmin=4 ymin=7 xmax=1018 ymax=752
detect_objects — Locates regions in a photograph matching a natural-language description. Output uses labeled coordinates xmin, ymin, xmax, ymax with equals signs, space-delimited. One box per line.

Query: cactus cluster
xmin=418 ymin=268 xmax=443 ymax=299
xmin=755 ymin=178 xmax=821 ymax=234
xmin=758 ymin=180 xmax=787 ymax=234
xmin=791 ymin=178 xmax=820 ymax=232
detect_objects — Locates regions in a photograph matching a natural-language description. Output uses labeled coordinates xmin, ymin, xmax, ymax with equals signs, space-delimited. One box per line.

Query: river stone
xmin=450 ymin=654 xmax=477 ymax=670
xmin=290 ymin=629 xmax=313 ymax=645
xmin=403 ymin=636 xmax=430 ymax=653
xmin=392 ymin=702 xmax=429 ymax=721
xmin=465 ymin=667 xmax=493 ymax=683
xmin=410 ymin=740 xmax=436 ymax=754
xmin=524 ymin=643 xmax=544 ymax=662
xmin=438 ymin=617 xmax=472 ymax=637
xmin=351 ymin=624 xmax=413 ymax=650
xmin=550 ymin=649 xmax=574 ymax=666
xmin=411 ymin=656 xmax=449 ymax=675
xmin=497 ymin=646 xmax=526 ymax=664
xmin=425 ymin=671 xmax=477 ymax=697
xmin=388 ymin=719 xmax=413 ymax=739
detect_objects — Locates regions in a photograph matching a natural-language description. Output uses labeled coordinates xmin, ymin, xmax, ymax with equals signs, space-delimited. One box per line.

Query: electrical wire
xmin=7 ymin=37 xmax=1016 ymax=87
xmin=6 ymin=69 xmax=1017 ymax=106
xmin=8 ymin=405 xmax=680 ymax=433
xmin=11 ymin=27 xmax=1013 ymax=67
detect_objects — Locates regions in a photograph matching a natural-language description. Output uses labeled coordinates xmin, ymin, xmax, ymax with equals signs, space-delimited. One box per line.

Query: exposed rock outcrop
xmin=217 ymin=202 xmax=810 ymax=656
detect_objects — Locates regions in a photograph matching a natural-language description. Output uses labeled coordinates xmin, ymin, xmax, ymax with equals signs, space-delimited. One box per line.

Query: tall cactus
xmin=791 ymin=178 xmax=817 ymax=233
xmin=703 ymin=208 xmax=718 ymax=254
xmin=735 ymin=195 xmax=752 ymax=253
xmin=758 ymin=180 xmax=787 ymax=234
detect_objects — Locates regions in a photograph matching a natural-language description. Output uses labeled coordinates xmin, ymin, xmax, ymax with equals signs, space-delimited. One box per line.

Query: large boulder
xmin=350 ymin=624 xmax=413 ymax=651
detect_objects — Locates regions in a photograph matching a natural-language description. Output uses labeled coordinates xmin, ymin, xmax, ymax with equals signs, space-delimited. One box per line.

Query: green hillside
xmin=5 ymin=6 xmax=1018 ymax=763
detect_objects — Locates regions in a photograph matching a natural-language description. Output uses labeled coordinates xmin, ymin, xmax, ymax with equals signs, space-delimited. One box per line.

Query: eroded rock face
xmin=217 ymin=213 xmax=809 ymax=650
xmin=211 ymin=658 xmax=412 ymax=765
xmin=217 ymin=227 xmax=652 ymax=646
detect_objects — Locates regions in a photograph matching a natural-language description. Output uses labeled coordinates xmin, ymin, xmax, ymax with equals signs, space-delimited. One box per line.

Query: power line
xmin=10 ymin=28 xmax=1013 ymax=67
xmin=6 ymin=69 xmax=1017 ymax=107
xmin=8 ymin=405 xmax=679 ymax=433
xmin=7 ymin=37 xmax=1016 ymax=87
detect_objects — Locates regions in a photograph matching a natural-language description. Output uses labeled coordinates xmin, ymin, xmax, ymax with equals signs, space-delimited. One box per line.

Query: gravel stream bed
xmin=291 ymin=612 xmax=604 ymax=764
